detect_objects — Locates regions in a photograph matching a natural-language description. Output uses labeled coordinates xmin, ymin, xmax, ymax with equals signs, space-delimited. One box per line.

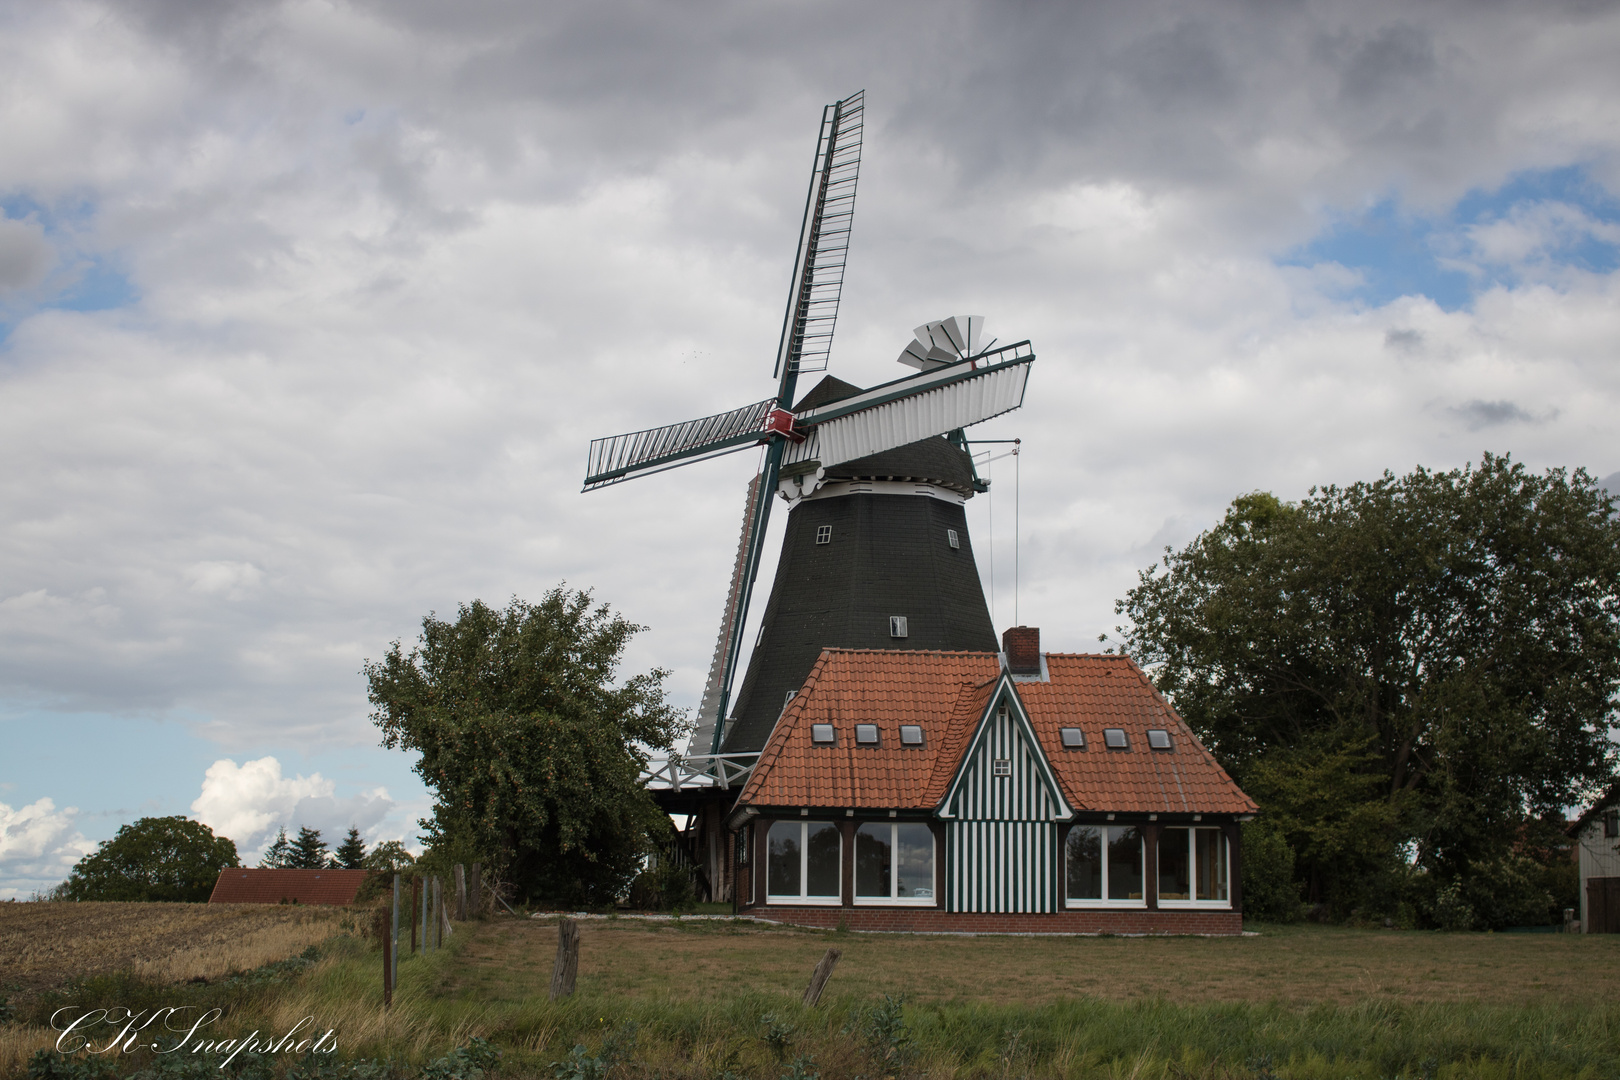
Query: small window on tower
xmin=899 ymin=725 xmax=924 ymax=746
xmin=855 ymin=724 xmax=879 ymax=745
xmin=947 ymin=529 xmax=960 ymax=549
xmin=784 ymin=689 xmax=798 ymax=707
xmin=992 ymin=758 xmax=1012 ymax=777
xmin=816 ymin=525 xmax=832 ymax=545
xmin=1060 ymin=727 xmax=1085 ymax=749
xmin=1104 ymin=728 xmax=1129 ymax=750
xmin=1147 ymin=729 xmax=1173 ymax=751
xmin=811 ymin=724 xmax=836 ymax=745
xmin=890 ymin=616 xmax=909 ymax=638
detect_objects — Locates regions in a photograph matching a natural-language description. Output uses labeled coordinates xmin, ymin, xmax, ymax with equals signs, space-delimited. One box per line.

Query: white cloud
xmin=190 ymin=757 xmax=394 ymax=857
xmin=0 ymin=797 xmax=93 ymax=900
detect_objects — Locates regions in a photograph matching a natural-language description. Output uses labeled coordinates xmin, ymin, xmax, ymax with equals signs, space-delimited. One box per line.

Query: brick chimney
xmin=1003 ymin=626 xmax=1040 ymax=674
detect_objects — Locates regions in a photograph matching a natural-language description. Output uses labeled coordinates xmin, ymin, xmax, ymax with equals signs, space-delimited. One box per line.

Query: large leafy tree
xmin=64 ymin=817 xmax=239 ymax=902
xmin=364 ymin=588 xmax=687 ymax=906
xmin=1118 ymin=456 xmax=1620 ymax=915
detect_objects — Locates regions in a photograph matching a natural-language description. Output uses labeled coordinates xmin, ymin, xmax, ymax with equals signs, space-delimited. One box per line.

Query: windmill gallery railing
xmin=641 ymin=752 xmax=760 ymax=791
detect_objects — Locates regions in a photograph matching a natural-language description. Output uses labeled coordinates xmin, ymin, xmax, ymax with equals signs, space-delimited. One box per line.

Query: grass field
xmin=4 ymin=906 xmax=1620 ymax=1079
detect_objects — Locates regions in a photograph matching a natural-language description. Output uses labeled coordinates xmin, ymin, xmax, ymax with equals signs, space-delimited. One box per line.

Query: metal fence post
xmin=391 ymin=873 xmax=400 ymax=991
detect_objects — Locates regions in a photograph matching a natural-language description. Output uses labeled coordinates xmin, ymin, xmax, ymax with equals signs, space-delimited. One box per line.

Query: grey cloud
xmin=1384 ymin=328 xmax=1423 ymax=351
xmin=1449 ymin=399 xmax=1545 ymax=430
xmin=0 ymin=218 xmax=52 ymax=291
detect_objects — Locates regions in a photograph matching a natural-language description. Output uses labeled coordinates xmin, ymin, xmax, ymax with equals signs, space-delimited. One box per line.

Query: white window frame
xmin=1155 ymin=826 xmax=1231 ymax=909
xmin=853 ymin=821 xmax=936 ymax=906
xmin=816 ymin=525 xmax=832 ymax=545
xmin=766 ymin=820 xmax=843 ymax=906
xmin=1064 ymin=824 xmax=1148 ymax=909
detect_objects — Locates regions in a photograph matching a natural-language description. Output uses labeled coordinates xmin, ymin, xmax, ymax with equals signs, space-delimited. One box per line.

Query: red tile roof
xmin=208 ymin=868 xmax=369 ymax=905
xmin=735 ymin=649 xmax=1256 ymax=817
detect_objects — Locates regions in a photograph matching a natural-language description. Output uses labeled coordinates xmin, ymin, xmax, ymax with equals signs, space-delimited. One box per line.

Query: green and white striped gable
xmin=938 ymin=676 xmax=1072 ymax=913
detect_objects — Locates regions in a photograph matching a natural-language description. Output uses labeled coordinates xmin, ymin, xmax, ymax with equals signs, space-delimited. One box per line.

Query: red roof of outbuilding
xmin=208 ymin=868 xmax=369 ymax=905
xmin=735 ymin=649 xmax=1256 ymax=817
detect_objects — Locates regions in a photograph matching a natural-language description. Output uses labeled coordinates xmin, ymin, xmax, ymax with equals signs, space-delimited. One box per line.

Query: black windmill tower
xmin=583 ymin=91 xmax=1036 ymax=769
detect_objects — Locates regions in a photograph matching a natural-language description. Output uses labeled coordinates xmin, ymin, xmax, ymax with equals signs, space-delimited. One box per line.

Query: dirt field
xmin=449 ymin=916 xmax=1620 ymax=1007
xmin=0 ymin=901 xmax=350 ymax=993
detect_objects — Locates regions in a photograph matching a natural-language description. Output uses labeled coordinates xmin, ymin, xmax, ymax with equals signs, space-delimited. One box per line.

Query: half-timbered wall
xmin=943 ymin=699 xmax=1065 ymax=913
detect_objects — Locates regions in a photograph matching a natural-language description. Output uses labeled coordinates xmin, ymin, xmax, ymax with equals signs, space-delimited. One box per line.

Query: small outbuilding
xmin=725 ymin=629 xmax=1257 ymax=934
xmin=1569 ymin=783 xmax=1620 ymax=932
xmin=208 ymin=868 xmax=369 ymax=906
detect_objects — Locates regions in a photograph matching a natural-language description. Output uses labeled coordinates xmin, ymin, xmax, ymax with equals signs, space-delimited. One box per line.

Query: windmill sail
xmin=774 ymin=91 xmax=864 ymax=380
xmin=583 ymin=397 xmax=776 ymax=490
xmin=783 ymin=340 xmax=1034 ymax=473
xmin=689 ymin=472 xmax=761 ymax=756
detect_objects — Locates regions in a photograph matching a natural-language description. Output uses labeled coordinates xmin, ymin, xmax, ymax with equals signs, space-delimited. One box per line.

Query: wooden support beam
xmin=802 ymin=947 xmax=841 ymax=1007
xmin=550 ymin=917 xmax=580 ymax=999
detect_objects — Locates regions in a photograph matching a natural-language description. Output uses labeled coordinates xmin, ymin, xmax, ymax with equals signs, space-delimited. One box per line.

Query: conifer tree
xmin=334 ymin=827 xmax=366 ymax=869
xmin=259 ymin=826 xmax=292 ymax=868
xmin=290 ymin=825 xmax=329 ymax=869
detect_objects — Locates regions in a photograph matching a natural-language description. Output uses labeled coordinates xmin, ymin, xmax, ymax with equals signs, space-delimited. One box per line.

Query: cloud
xmin=0 ymin=0 xmax=1616 ymax=819
xmin=0 ymin=217 xmax=52 ymax=292
xmin=0 ymin=797 xmax=93 ymax=899
xmin=190 ymin=757 xmax=394 ymax=856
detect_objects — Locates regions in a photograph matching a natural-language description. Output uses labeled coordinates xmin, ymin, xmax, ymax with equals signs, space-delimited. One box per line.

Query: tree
xmin=1117 ymin=456 xmax=1620 ymax=917
xmin=363 ymin=840 xmax=415 ymax=872
xmin=64 ymin=817 xmax=239 ymax=902
xmin=259 ymin=827 xmax=292 ymax=868
xmin=289 ymin=826 xmax=329 ymax=869
xmin=335 ymin=827 xmax=367 ymax=869
xmin=364 ymin=588 xmax=687 ymax=906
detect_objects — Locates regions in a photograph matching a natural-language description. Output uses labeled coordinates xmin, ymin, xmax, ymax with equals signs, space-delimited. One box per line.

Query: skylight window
xmin=855 ymin=723 xmax=879 ymax=745
xmin=1147 ymin=729 xmax=1173 ymax=750
xmin=816 ymin=525 xmax=832 ymax=545
xmin=1103 ymin=728 xmax=1129 ymax=750
xmin=811 ymin=724 xmax=836 ymax=745
xmin=1060 ymin=727 xmax=1085 ymax=749
xmin=899 ymin=725 xmax=924 ymax=746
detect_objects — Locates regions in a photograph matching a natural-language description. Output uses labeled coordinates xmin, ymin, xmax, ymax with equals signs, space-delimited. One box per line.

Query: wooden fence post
xmin=391 ymin=874 xmax=400 ymax=991
xmin=802 ymin=948 xmax=842 ymax=1007
xmin=471 ymin=863 xmax=482 ymax=919
xmin=550 ymin=917 xmax=579 ymax=999
xmin=433 ymin=877 xmax=443 ymax=948
xmin=410 ymin=877 xmax=420 ymax=953
xmin=454 ymin=864 xmax=467 ymax=921
xmin=378 ymin=904 xmax=392 ymax=1008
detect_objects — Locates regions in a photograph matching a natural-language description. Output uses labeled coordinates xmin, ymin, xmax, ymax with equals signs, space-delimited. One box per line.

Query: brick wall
xmin=745 ymin=905 xmax=1243 ymax=935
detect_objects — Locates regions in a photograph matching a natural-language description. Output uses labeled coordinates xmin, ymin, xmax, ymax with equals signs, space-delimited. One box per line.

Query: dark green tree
xmin=289 ymin=826 xmax=329 ymax=869
xmin=1117 ymin=455 xmax=1620 ymax=918
xmin=362 ymin=840 xmax=415 ymax=872
xmin=364 ymin=588 xmax=687 ymax=906
xmin=64 ymin=817 xmax=239 ymax=902
xmin=334 ymin=827 xmax=367 ymax=869
xmin=259 ymin=827 xmax=292 ymax=868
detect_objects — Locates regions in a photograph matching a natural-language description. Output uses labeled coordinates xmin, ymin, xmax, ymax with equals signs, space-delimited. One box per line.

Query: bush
xmin=1240 ymin=819 xmax=1302 ymax=922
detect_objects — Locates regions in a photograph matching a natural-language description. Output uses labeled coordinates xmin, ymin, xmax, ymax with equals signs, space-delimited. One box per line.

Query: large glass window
xmin=767 ymin=821 xmax=842 ymax=903
xmin=855 ymin=823 xmax=935 ymax=903
xmin=1065 ymin=825 xmax=1144 ymax=906
xmin=1157 ymin=827 xmax=1229 ymax=905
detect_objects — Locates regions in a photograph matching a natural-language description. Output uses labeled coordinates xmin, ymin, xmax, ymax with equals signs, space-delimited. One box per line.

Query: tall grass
xmin=7 ymin=927 xmax=1618 ymax=1079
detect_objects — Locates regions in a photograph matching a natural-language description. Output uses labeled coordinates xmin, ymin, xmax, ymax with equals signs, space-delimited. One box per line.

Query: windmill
xmin=583 ymin=91 xmax=1036 ymax=761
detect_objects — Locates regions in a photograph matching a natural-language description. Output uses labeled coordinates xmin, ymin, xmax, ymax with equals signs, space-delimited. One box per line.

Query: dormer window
xmin=1060 ymin=728 xmax=1085 ymax=749
xmin=855 ymin=724 xmax=879 ymax=745
xmin=899 ymin=725 xmax=924 ymax=746
xmin=811 ymin=724 xmax=836 ymax=745
xmin=1146 ymin=729 xmax=1173 ymax=751
xmin=1104 ymin=728 xmax=1129 ymax=750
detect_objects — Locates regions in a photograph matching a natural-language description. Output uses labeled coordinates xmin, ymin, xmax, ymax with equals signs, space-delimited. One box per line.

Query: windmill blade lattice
xmin=774 ymin=91 xmax=863 ymax=380
xmin=583 ymin=397 xmax=776 ymax=490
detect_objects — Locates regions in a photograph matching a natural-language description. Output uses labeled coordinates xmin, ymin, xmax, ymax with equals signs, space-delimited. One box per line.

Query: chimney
xmin=1003 ymin=626 xmax=1040 ymax=674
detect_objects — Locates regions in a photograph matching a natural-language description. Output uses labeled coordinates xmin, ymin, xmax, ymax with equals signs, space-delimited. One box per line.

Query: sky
xmin=3 ymin=0 xmax=1619 ymax=898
